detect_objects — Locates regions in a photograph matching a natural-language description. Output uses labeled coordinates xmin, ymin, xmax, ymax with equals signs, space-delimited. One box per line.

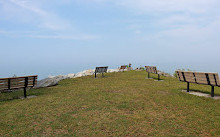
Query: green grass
xmin=0 ymin=71 xmax=220 ymax=136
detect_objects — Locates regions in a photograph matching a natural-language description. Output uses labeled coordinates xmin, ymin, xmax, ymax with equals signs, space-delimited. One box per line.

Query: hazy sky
xmin=0 ymin=0 xmax=220 ymax=78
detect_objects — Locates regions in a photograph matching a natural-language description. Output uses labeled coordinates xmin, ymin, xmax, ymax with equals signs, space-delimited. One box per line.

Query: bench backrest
xmin=145 ymin=66 xmax=158 ymax=74
xmin=120 ymin=65 xmax=127 ymax=69
xmin=0 ymin=75 xmax=38 ymax=91
xmin=95 ymin=66 xmax=108 ymax=73
xmin=176 ymin=71 xmax=219 ymax=86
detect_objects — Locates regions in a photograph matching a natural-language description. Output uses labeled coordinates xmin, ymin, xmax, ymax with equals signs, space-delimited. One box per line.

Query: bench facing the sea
xmin=120 ymin=65 xmax=127 ymax=72
xmin=0 ymin=75 xmax=38 ymax=98
xmin=94 ymin=66 xmax=108 ymax=78
xmin=145 ymin=66 xmax=161 ymax=80
xmin=176 ymin=71 xmax=219 ymax=97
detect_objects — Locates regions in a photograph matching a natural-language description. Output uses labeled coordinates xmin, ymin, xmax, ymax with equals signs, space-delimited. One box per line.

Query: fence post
xmin=33 ymin=76 xmax=36 ymax=87
xmin=8 ymin=78 xmax=11 ymax=91
xmin=24 ymin=77 xmax=28 ymax=98
xmin=211 ymin=86 xmax=214 ymax=97
xmin=187 ymin=82 xmax=190 ymax=92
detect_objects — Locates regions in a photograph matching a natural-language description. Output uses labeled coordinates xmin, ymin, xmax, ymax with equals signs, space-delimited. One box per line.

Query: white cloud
xmin=9 ymin=0 xmax=46 ymax=16
xmin=0 ymin=0 xmax=100 ymax=40
xmin=109 ymin=0 xmax=220 ymax=48
xmin=0 ymin=0 xmax=72 ymax=31
xmin=83 ymin=0 xmax=220 ymax=14
xmin=80 ymin=0 xmax=220 ymax=33
xmin=1 ymin=0 xmax=220 ymax=43
xmin=117 ymin=0 xmax=219 ymax=13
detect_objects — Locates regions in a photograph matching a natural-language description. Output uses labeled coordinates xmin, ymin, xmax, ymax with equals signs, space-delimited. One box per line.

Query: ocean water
xmin=1 ymin=62 xmax=220 ymax=80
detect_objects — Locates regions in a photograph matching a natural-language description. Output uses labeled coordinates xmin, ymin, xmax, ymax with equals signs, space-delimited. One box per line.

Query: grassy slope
xmin=0 ymin=71 xmax=220 ymax=136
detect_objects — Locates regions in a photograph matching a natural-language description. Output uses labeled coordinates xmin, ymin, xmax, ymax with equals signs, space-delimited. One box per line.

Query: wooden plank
xmin=145 ymin=66 xmax=158 ymax=74
xmin=0 ymin=83 xmax=7 ymax=86
xmin=183 ymin=72 xmax=195 ymax=83
xmin=10 ymin=85 xmax=25 ymax=89
xmin=0 ymin=75 xmax=38 ymax=90
xmin=120 ymin=65 xmax=127 ymax=69
xmin=214 ymin=74 xmax=220 ymax=86
xmin=0 ymin=79 xmax=7 ymax=82
xmin=0 ymin=87 xmax=8 ymax=90
xmin=176 ymin=71 xmax=184 ymax=81
xmin=177 ymin=71 xmax=220 ymax=86
xmin=28 ymin=81 xmax=34 ymax=85
xmin=0 ymin=85 xmax=7 ymax=88
xmin=207 ymin=74 xmax=218 ymax=86
xmin=194 ymin=73 xmax=208 ymax=85
xmin=0 ymin=81 xmax=8 ymax=84
xmin=95 ymin=66 xmax=108 ymax=73
xmin=0 ymin=75 xmax=38 ymax=80
xmin=27 ymin=83 xmax=34 ymax=86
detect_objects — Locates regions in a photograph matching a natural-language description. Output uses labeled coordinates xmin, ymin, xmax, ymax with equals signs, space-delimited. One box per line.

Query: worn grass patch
xmin=0 ymin=71 xmax=220 ymax=136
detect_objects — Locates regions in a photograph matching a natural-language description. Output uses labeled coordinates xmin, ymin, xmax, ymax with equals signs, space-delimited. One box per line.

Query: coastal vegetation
xmin=0 ymin=71 xmax=220 ymax=136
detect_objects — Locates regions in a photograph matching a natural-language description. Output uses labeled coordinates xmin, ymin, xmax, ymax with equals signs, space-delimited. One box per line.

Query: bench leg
xmin=148 ymin=72 xmax=150 ymax=79
xmin=187 ymin=82 xmax=190 ymax=92
xmin=95 ymin=72 xmax=97 ymax=78
xmin=158 ymin=74 xmax=160 ymax=81
xmin=211 ymin=86 xmax=214 ymax=97
xmin=24 ymin=87 xmax=27 ymax=98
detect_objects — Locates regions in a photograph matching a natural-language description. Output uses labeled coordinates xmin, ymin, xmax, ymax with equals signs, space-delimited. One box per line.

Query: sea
xmin=1 ymin=62 xmax=220 ymax=80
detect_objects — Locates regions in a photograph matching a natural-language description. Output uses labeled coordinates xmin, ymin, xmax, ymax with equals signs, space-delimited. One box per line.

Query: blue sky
xmin=0 ymin=0 xmax=220 ymax=78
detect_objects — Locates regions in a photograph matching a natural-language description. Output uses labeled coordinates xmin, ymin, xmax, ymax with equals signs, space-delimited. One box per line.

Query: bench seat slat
xmin=0 ymin=75 xmax=38 ymax=91
xmin=120 ymin=65 xmax=127 ymax=69
xmin=11 ymin=85 xmax=25 ymax=89
xmin=0 ymin=84 xmax=8 ymax=88
xmin=95 ymin=66 xmax=108 ymax=73
xmin=0 ymin=83 xmax=7 ymax=85
xmin=0 ymin=87 xmax=8 ymax=90
xmin=176 ymin=71 xmax=220 ymax=86
xmin=145 ymin=66 xmax=158 ymax=74
xmin=183 ymin=72 xmax=195 ymax=83
xmin=0 ymin=75 xmax=38 ymax=80
xmin=177 ymin=72 xmax=184 ymax=81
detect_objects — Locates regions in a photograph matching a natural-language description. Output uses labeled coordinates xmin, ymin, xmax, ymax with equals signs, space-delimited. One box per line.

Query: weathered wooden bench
xmin=120 ymin=65 xmax=127 ymax=72
xmin=145 ymin=66 xmax=161 ymax=80
xmin=0 ymin=75 xmax=38 ymax=98
xmin=94 ymin=66 xmax=108 ymax=78
xmin=176 ymin=71 xmax=220 ymax=97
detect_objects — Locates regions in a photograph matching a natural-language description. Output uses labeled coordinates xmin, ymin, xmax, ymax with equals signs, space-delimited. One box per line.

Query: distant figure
xmin=127 ymin=63 xmax=133 ymax=70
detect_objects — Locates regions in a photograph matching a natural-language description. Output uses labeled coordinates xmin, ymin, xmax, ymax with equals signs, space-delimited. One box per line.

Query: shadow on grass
xmin=145 ymin=76 xmax=164 ymax=81
xmin=181 ymin=88 xmax=220 ymax=96
xmin=0 ymin=88 xmax=49 ymax=102
xmin=144 ymin=73 xmax=165 ymax=81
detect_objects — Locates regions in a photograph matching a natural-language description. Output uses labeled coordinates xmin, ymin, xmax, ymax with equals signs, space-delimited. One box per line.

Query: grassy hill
xmin=0 ymin=71 xmax=220 ymax=136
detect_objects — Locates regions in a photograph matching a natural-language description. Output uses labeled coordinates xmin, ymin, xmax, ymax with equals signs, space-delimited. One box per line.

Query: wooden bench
xmin=145 ymin=66 xmax=161 ymax=80
xmin=120 ymin=65 xmax=127 ymax=72
xmin=176 ymin=71 xmax=220 ymax=97
xmin=0 ymin=75 xmax=38 ymax=98
xmin=94 ymin=66 xmax=108 ymax=78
